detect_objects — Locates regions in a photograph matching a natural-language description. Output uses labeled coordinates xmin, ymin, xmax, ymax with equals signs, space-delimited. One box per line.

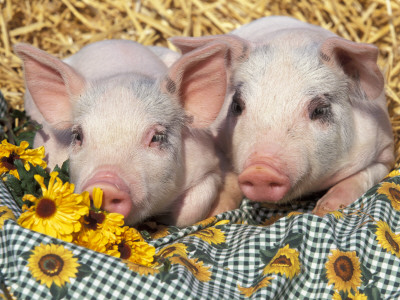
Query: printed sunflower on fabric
xmin=0 ymin=139 xmax=157 ymax=269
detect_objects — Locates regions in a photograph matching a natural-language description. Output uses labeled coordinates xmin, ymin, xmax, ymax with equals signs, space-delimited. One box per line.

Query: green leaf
xmin=34 ymin=165 xmax=49 ymax=179
xmin=191 ymin=249 xmax=216 ymax=265
xmin=14 ymin=131 xmax=36 ymax=148
xmin=157 ymin=271 xmax=178 ymax=283
xmin=159 ymin=259 xmax=172 ymax=273
xmin=9 ymin=110 xmax=26 ymax=120
xmin=283 ymin=233 xmax=303 ymax=249
xmin=364 ymin=286 xmax=382 ymax=300
xmin=50 ymin=283 xmax=68 ymax=300
xmin=360 ymin=262 xmax=373 ymax=283
xmin=367 ymin=223 xmax=378 ymax=235
xmin=186 ymin=244 xmax=197 ymax=252
xmin=76 ymin=264 xmax=93 ymax=279
xmin=52 ymin=160 xmax=70 ymax=183
xmin=140 ymin=230 xmax=152 ymax=241
xmin=20 ymin=251 xmax=33 ymax=261
xmin=320 ymin=268 xmax=328 ymax=282
xmin=260 ymin=248 xmax=279 ymax=265
xmin=210 ymin=242 xmax=228 ymax=250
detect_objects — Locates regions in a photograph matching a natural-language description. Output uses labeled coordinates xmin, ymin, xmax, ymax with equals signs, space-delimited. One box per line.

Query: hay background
xmin=0 ymin=0 xmax=399 ymax=165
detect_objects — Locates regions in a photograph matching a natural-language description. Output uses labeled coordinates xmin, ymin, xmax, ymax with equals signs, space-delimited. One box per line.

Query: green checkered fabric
xmin=1 ymin=172 xmax=400 ymax=299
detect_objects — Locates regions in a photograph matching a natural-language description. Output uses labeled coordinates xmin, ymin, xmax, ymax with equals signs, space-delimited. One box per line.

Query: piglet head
xmin=232 ymin=35 xmax=387 ymax=204
xmin=15 ymin=43 xmax=185 ymax=225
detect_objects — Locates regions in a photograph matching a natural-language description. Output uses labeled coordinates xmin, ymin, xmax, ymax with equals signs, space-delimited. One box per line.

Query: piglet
xmin=15 ymin=39 xmax=232 ymax=226
xmin=22 ymin=40 xmax=181 ymax=169
xmin=171 ymin=16 xmax=395 ymax=215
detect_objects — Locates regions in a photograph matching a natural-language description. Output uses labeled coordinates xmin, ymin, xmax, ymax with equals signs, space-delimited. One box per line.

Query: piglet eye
xmin=310 ymin=106 xmax=330 ymax=120
xmin=72 ymin=126 xmax=83 ymax=146
xmin=231 ymin=91 xmax=244 ymax=116
xmin=308 ymin=95 xmax=332 ymax=123
xmin=148 ymin=129 xmax=168 ymax=149
xmin=151 ymin=133 xmax=167 ymax=144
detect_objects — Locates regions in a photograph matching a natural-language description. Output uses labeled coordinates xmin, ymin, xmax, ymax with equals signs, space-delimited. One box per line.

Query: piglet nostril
xmin=112 ymin=198 xmax=123 ymax=204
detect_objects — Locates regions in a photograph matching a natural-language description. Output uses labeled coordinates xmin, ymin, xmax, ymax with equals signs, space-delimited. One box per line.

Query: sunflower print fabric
xmin=1 ymin=171 xmax=400 ymax=299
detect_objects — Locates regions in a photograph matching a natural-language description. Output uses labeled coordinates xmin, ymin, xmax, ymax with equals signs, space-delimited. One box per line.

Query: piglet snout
xmin=82 ymin=172 xmax=132 ymax=218
xmin=238 ymin=163 xmax=290 ymax=202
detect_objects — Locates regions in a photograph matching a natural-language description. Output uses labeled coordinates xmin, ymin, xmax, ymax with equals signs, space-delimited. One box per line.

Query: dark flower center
xmin=385 ymin=231 xmax=399 ymax=252
xmin=36 ymin=198 xmax=57 ymax=218
xmin=39 ymin=254 xmax=64 ymax=277
xmin=389 ymin=187 xmax=400 ymax=204
xmin=333 ymin=256 xmax=354 ymax=282
xmin=1 ymin=153 xmax=20 ymax=170
xmin=179 ymin=257 xmax=198 ymax=274
xmin=118 ymin=242 xmax=132 ymax=260
xmin=272 ymin=255 xmax=292 ymax=267
xmin=84 ymin=210 xmax=106 ymax=230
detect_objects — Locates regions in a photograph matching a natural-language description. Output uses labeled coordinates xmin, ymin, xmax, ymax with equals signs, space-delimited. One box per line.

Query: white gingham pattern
xmin=1 ymin=172 xmax=400 ymax=299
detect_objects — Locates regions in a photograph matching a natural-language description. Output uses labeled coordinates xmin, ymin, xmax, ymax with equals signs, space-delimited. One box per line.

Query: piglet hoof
xmin=312 ymin=198 xmax=347 ymax=217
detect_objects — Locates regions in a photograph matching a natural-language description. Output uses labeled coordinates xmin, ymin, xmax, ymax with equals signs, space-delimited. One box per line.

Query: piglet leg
xmin=312 ymin=162 xmax=391 ymax=216
xmin=171 ymin=173 xmax=221 ymax=227
xmin=207 ymin=171 xmax=243 ymax=217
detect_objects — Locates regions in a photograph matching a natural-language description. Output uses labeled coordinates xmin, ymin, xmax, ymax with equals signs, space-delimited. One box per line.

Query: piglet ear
xmin=14 ymin=43 xmax=86 ymax=128
xmin=162 ymin=42 xmax=231 ymax=128
xmin=319 ymin=37 xmax=384 ymax=100
xmin=170 ymin=34 xmax=250 ymax=63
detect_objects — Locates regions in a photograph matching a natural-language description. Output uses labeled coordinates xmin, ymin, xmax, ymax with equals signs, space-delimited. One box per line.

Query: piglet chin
xmin=81 ymin=172 xmax=133 ymax=219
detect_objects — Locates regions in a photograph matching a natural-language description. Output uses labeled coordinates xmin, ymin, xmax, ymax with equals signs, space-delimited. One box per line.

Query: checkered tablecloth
xmin=2 ymin=171 xmax=400 ymax=299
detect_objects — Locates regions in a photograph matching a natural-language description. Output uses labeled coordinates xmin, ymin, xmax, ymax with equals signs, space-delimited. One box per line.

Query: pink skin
xmin=77 ymin=124 xmax=163 ymax=220
xmin=81 ymin=171 xmax=133 ymax=218
xmin=238 ymin=161 xmax=290 ymax=202
xmin=15 ymin=40 xmax=240 ymax=226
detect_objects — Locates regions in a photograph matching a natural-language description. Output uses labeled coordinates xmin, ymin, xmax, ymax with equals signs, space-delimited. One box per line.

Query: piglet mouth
xmin=81 ymin=172 xmax=133 ymax=219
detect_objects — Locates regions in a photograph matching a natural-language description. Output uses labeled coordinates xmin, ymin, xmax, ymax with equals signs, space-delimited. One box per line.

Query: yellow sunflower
xmin=190 ymin=226 xmax=226 ymax=245
xmin=377 ymin=182 xmax=400 ymax=210
xmin=348 ymin=290 xmax=368 ymax=300
xmin=1 ymin=285 xmax=16 ymax=300
xmin=18 ymin=172 xmax=89 ymax=242
xmin=125 ymin=260 xmax=160 ymax=276
xmin=157 ymin=243 xmax=188 ymax=259
xmin=287 ymin=211 xmax=303 ymax=218
xmin=262 ymin=214 xmax=284 ymax=226
xmin=27 ymin=243 xmax=80 ymax=288
xmin=332 ymin=290 xmax=367 ymax=300
xmin=325 ymin=249 xmax=362 ymax=293
xmin=139 ymin=222 xmax=170 ymax=239
xmin=0 ymin=140 xmax=47 ymax=179
xmin=332 ymin=292 xmax=342 ymax=300
xmin=109 ymin=226 xmax=156 ymax=267
xmin=263 ymin=244 xmax=301 ymax=279
xmin=170 ymin=256 xmax=212 ymax=282
xmin=384 ymin=169 xmax=400 ymax=179
xmin=329 ymin=211 xmax=344 ymax=220
xmin=194 ymin=216 xmax=217 ymax=227
xmin=237 ymin=276 xmax=274 ymax=298
xmin=74 ymin=187 xmax=124 ymax=251
xmin=375 ymin=220 xmax=400 ymax=258
xmin=0 ymin=206 xmax=15 ymax=229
